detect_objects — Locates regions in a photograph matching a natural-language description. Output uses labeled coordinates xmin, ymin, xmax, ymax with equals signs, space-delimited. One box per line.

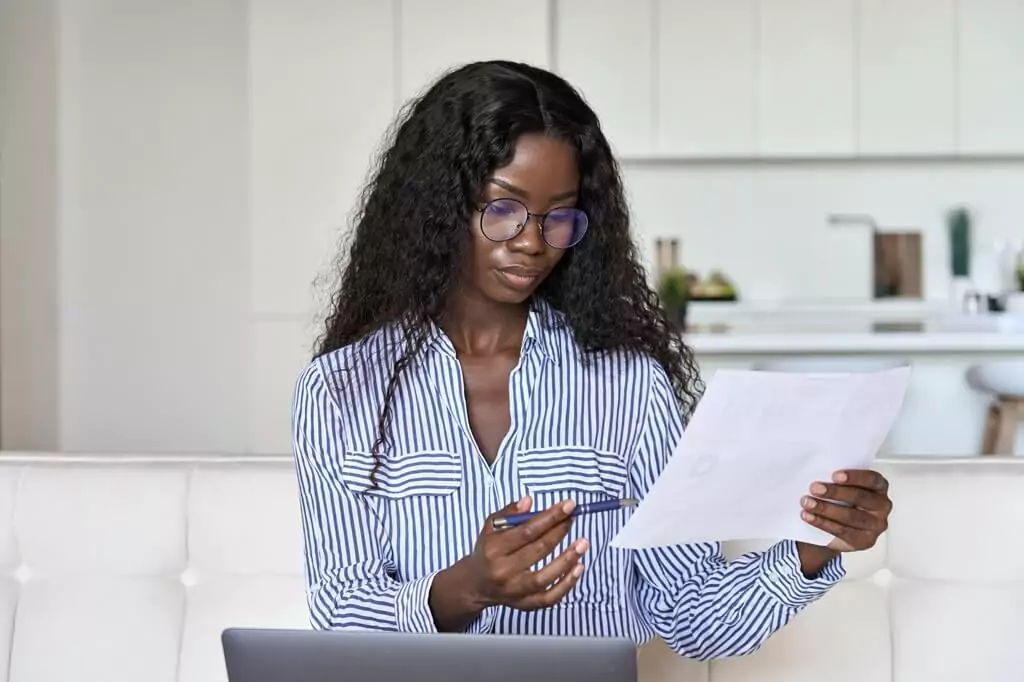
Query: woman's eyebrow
xmin=487 ymin=178 xmax=577 ymax=202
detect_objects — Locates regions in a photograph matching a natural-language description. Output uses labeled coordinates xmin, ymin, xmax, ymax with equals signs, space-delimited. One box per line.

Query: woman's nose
xmin=506 ymin=214 xmax=546 ymax=254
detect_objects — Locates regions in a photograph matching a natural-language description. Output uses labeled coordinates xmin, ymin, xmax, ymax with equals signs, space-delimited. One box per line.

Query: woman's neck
xmin=441 ymin=290 xmax=529 ymax=357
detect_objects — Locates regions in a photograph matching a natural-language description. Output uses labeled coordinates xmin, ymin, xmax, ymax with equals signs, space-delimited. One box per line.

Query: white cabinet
xmin=957 ymin=0 xmax=1024 ymax=154
xmin=399 ymin=0 xmax=550 ymax=103
xmin=657 ymin=0 xmax=758 ymax=157
xmin=553 ymin=0 xmax=1024 ymax=160
xmin=555 ymin=0 xmax=655 ymax=157
xmin=857 ymin=0 xmax=957 ymax=155
xmin=758 ymin=0 xmax=856 ymax=157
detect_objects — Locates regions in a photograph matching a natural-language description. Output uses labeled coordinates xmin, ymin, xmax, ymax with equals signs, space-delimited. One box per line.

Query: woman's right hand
xmin=428 ymin=496 xmax=588 ymax=630
xmin=465 ymin=496 xmax=589 ymax=611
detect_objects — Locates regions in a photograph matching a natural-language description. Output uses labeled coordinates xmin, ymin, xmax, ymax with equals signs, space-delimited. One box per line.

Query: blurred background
xmin=2 ymin=0 xmax=1023 ymax=459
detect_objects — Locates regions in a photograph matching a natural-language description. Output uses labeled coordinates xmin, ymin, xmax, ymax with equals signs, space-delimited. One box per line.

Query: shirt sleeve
xmin=292 ymin=360 xmax=491 ymax=633
xmin=630 ymin=363 xmax=845 ymax=660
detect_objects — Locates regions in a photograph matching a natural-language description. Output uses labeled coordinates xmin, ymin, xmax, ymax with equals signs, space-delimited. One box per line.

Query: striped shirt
xmin=291 ymin=298 xmax=844 ymax=660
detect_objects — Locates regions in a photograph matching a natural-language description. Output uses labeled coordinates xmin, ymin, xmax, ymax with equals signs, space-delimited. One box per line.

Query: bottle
xmin=947 ymin=207 xmax=972 ymax=307
xmin=994 ymin=239 xmax=1018 ymax=295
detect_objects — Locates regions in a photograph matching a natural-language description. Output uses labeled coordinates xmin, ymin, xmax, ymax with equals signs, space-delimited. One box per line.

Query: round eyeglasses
xmin=476 ymin=198 xmax=589 ymax=249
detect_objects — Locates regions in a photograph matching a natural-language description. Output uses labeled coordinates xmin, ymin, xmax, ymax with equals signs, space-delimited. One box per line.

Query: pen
xmin=492 ymin=498 xmax=638 ymax=530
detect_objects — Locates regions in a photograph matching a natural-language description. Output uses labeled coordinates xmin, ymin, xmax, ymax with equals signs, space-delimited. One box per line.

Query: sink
xmin=872 ymin=321 xmax=925 ymax=333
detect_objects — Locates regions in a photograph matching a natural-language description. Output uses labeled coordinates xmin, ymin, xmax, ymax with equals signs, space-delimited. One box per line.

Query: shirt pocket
xmin=516 ymin=446 xmax=630 ymax=607
xmin=517 ymin=446 xmax=628 ymax=500
xmin=339 ymin=449 xmax=462 ymax=498
xmin=339 ymin=449 xmax=466 ymax=580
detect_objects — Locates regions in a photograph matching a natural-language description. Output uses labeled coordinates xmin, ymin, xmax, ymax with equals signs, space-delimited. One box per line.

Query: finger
xmin=802 ymin=496 xmax=886 ymax=532
xmin=515 ymin=558 xmax=586 ymax=611
xmin=507 ymin=515 xmax=575 ymax=571
xmin=493 ymin=499 xmax=576 ymax=554
xmin=809 ymin=481 xmax=892 ymax=512
xmin=833 ymin=469 xmax=889 ymax=493
xmin=517 ymin=538 xmax=589 ymax=597
xmin=484 ymin=496 xmax=532 ymax=531
xmin=801 ymin=509 xmax=877 ymax=549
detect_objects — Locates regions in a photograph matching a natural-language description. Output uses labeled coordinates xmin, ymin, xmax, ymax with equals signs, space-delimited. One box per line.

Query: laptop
xmin=222 ymin=628 xmax=638 ymax=682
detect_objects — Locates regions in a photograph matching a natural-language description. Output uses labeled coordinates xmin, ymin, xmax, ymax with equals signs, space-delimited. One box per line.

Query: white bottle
xmin=971 ymin=239 xmax=1004 ymax=295
xmin=997 ymin=239 xmax=1018 ymax=294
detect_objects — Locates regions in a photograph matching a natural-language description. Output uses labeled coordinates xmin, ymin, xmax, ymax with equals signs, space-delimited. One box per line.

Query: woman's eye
xmin=486 ymin=201 xmax=517 ymax=216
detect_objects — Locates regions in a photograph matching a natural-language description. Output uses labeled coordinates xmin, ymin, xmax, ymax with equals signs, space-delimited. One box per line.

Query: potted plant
xmin=658 ymin=266 xmax=690 ymax=330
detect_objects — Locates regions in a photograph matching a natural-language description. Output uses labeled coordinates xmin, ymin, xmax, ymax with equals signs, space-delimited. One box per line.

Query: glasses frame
xmin=475 ymin=197 xmax=588 ymax=250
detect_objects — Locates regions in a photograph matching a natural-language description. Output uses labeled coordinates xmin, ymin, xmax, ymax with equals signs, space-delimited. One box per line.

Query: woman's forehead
xmin=488 ymin=134 xmax=579 ymax=199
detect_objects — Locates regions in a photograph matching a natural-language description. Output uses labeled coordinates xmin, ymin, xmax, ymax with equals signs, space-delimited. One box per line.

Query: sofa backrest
xmin=1 ymin=454 xmax=1021 ymax=682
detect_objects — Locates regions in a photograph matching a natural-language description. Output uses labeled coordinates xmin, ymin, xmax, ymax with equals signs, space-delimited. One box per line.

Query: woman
xmin=292 ymin=60 xmax=892 ymax=659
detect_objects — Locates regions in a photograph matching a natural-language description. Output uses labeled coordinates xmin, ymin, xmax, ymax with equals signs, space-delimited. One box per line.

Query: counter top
xmin=683 ymin=311 xmax=1024 ymax=355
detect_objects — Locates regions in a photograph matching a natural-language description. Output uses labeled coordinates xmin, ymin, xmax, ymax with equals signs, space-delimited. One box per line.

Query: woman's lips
xmin=497 ymin=266 xmax=542 ymax=290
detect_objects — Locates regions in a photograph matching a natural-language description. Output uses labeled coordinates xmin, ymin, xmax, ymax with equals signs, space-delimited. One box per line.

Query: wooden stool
xmin=967 ymin=361 xmax=1024 ymax=456
xmin=981 ymin=398 xmax=1024 ymax=455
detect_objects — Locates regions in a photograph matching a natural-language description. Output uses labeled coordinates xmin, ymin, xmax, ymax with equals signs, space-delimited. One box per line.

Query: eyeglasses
xmin=476 ymin=198 xmax=589 ymax=249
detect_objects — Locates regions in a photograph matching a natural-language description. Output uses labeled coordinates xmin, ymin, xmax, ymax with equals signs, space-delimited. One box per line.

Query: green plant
xmin=658 ymin=267 xmax=689 ymax=306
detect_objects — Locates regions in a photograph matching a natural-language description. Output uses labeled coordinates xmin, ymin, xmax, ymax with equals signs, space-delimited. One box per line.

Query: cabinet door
xmin=657 ymin=0 xmax=758 ymax=157
xmin=758 ymin=0 xmax=856 ymax=156
xmin=958 ymin=0 xmax=1024 ymax=154
xmin=399 ymin=0 xmax=550 ymax=103
xmin=555 ymin=0 xmax=655 ymax=158
xmin=857 ymin=0 xmax=957 ymax=155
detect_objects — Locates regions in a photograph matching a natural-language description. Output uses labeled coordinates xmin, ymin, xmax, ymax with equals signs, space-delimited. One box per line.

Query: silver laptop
xmin=222 ymin=628 xmax=638 ymax=682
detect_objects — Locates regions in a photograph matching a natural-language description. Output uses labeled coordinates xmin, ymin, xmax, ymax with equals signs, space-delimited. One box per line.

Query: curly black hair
xmin=316 ymin=60 xmax=703 ymax=464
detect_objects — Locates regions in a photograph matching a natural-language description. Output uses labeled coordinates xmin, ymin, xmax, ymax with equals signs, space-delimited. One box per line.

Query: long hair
xmin=316 ymin=60 xmax=702 ymax=466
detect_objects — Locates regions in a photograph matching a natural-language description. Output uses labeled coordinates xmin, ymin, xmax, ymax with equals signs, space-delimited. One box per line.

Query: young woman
xmin=292 ymin=60 xmax=892 ymax=659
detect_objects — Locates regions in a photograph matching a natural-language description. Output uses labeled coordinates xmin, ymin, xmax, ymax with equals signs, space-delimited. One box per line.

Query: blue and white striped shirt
xmin=292 ymin=298 xmax=844 ymax=660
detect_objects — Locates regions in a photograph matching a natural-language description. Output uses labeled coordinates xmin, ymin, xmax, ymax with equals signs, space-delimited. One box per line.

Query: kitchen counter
xmin=683 ymin=307 xmax=1024 ymax=354
xmin=686 ymin=324 xmax=1024 ymax=354
xmin=679 ymin=305 xmax=1024 ymax=457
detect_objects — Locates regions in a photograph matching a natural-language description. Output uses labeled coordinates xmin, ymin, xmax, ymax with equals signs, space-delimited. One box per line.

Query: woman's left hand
xmin=801 ymin=469 xmax=893 ymax=553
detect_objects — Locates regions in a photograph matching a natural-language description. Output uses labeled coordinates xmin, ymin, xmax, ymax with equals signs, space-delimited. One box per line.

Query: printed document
xmin=611 ymin=366 xmax=911 ymax=549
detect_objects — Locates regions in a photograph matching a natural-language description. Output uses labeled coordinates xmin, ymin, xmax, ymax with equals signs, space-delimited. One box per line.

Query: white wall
xmin=0 ymin=0 xmax=61 ymax=450
xmin=2 ymin=0 xmax=1023 ymax=455
xmin=625 ymin=161 xmax=1024 ymax=303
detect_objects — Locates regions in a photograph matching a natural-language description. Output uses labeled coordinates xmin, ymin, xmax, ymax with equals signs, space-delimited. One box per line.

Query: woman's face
xmin=462 ymin=133 xmax=582 ymax=306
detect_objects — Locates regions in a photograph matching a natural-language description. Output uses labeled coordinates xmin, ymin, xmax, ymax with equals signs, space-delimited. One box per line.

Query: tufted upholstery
xmin=1 ymin=453 xmax=1021 ymax=682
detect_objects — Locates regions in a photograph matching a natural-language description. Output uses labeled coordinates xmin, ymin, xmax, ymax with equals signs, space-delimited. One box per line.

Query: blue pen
xmin=492 ymin=497 xmax=638 ymax=530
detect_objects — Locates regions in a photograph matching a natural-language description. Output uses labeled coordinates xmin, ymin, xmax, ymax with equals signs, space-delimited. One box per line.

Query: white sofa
xmin=0 ymin=453 xmax=1021 ymax=682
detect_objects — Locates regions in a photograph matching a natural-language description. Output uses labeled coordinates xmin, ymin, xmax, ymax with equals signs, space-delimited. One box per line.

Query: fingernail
xmin=562 ymin=500 xmax=576 ymax=514
xmin=811 ymin=483 xmax=827 ymax=495
xmin=574 ymin=539 xmax=589 ymax=554
xmin=572 ymin=565 xmax=584 ymax=577
xmin=834 ymin=471 xmax=848 ymax=483
xmin=802 ymin=511 xmax=815 ymax=521
xmin=802 ymin=496 xmax=817 ymax=509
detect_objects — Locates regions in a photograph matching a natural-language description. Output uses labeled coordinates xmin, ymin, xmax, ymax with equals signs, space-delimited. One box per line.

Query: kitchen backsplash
xmin=623 ymin=160 xmax=1024 ymax=305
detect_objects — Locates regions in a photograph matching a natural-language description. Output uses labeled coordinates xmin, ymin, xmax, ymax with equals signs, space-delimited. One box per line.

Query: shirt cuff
xmin=756 ymin=539 xmax=845 ymax=609
xmin=394 ymin=571 xmax=496 ymax=634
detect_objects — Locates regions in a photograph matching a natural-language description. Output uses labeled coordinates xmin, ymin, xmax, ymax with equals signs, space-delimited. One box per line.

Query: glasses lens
xmin=480 ymin=199 xmax=527 ymax=242
xmin=543 ymin=208 xmax=589 ymax=248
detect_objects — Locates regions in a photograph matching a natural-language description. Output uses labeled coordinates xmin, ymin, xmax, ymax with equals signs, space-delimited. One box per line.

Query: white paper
xmin=611 ymin=366 xmax=911 ymax=549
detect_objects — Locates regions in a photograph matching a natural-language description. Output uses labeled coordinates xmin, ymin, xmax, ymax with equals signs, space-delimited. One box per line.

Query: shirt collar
xmin=423 ymin=297 xmax=563 ymax=365
xmin=523 ymin=296 xmax=562 ymax=365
